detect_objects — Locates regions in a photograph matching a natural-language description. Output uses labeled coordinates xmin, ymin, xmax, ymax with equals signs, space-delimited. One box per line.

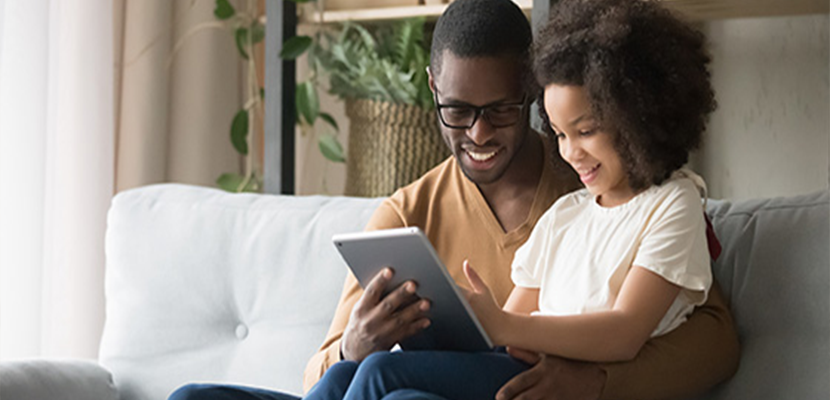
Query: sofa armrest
xmin=0 ymin=359 xmax=118 ymax=400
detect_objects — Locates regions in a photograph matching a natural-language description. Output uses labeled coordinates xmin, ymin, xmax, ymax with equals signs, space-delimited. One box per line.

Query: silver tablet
xmin=333 ymin=227 xmax=493 ymax=352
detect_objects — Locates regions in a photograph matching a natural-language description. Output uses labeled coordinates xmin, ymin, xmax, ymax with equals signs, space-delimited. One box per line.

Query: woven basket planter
xmin=345 ymin=98 xmax=449 ymax=197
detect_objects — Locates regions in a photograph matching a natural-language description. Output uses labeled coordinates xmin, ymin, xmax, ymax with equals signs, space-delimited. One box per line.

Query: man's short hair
xmin=430 ymin=0 xmax=532 ymax=77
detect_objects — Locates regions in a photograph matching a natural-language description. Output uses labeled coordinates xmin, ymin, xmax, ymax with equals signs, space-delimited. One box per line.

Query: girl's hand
xmin=462 ymin=260 xmax=508 ymax=344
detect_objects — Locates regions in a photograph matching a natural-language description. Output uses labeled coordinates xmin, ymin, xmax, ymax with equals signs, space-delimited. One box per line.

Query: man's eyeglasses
xmin=433 ymin=89 xmax=528 ymax=129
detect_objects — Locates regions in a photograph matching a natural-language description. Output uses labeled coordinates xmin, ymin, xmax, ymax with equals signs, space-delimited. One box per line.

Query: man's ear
xmin=427 ymin=66 xmax=436 ymax=93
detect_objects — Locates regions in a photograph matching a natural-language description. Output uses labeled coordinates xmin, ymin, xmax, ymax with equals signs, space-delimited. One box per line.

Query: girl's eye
xmin=579 ymin=129 xmax=596 ymax=136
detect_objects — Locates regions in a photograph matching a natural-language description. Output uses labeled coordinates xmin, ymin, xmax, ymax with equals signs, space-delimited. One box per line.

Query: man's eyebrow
xmin=440 ymin=96 xmax=523 ymax=108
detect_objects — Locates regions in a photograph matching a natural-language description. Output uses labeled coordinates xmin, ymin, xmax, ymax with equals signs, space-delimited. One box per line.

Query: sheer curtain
xmin=0 ymin=0 xmax=114 ymax=360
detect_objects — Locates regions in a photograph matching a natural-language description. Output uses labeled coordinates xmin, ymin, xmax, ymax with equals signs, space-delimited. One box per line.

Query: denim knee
xmin=168 ymin=383 xmax=216 ymax=400
xmin=324 ymin=360 xmax=360 ymax=381
xmin=381 ymin=389 xmax=449 ymax=400
xmin=359 ymin=351 xmax=403 ymax=374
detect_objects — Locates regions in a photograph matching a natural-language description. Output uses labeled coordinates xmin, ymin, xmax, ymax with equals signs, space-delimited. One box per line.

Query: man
xmin=304 ymin=1 xmax=738 ymax=399
xmin=171 ymin=1 xmax=739 ymax=399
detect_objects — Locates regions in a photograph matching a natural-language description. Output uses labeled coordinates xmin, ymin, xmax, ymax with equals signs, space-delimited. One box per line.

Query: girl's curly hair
xmin=533 ymin=0 xmax=716 ymax=191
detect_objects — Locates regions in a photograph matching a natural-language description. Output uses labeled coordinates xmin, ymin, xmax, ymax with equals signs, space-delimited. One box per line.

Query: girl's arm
xmin=500 ymin=286 xmax=542 ymax=363
xmin=502 ymin=286 xmax=539 ymax=315
xmin=465 ymin=262 xmax=681 ymax=363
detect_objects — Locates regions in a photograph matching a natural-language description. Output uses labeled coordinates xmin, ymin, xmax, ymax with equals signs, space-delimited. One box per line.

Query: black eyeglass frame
xmin=433 ymin=89 xmax=529 ymax=129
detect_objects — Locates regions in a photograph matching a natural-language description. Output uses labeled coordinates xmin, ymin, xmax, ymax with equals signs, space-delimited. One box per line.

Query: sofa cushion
xmin=99 ymin=184 xmax=382 ymax=400
xmin=0 ymin=359 xmax=118 ymax=400
xmin=699 ymin=191 xmax=829 ymax=400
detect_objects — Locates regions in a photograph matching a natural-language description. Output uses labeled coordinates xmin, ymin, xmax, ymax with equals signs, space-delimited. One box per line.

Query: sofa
xmin=0 ymin=184 xmax=827 ymax=400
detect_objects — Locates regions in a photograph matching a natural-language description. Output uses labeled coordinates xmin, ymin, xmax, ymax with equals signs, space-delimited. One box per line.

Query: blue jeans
xmin=304 ymin=350 xmax=530 ymax=400
xmin=168 ymin=381 xmax=452 ymax=400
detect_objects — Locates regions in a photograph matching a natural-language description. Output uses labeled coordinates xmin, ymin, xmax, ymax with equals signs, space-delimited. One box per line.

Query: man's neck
xmin=477 ymin=132 xmax=545 ymax=233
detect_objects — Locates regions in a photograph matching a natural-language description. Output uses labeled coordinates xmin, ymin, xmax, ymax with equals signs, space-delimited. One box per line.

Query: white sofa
xmin=0 ymin=184 xmax=827 ymax=400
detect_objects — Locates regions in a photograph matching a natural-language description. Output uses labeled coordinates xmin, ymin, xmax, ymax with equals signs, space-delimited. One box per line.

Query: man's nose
xmin=466 ymin=114 xmax=496 ymax=146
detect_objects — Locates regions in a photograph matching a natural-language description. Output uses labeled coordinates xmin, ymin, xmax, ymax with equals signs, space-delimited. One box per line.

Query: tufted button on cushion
xmin=235 ymin=324 xmax=249 ymax=340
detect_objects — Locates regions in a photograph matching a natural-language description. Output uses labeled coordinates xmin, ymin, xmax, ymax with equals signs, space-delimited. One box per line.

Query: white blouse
xmin=511 ymin=169 xmax=712 ymax=337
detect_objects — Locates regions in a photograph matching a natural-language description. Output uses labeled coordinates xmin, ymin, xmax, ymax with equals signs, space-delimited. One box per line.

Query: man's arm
xmin=303 ymin=199 xmax=429 ymax=393
xmin=598 ymin=281 xmax=740 ymax=400
xmin=302 ymin=271 xmax=362 ymax=392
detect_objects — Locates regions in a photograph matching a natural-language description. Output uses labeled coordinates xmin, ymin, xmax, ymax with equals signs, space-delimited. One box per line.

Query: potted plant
xmin=211 ymin=0 xmax=447 ymax=196
xmin=285 ymin=16 xmax=448 ymax=197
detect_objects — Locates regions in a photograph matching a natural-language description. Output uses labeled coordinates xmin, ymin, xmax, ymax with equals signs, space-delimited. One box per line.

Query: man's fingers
xmin=379 ymin=298 xmax=431 ymax=339
xmin=358 ymin=268 xmax=394 ymax=309
xmin=371 ymin=279 xmax=420 ymax=318
xmin=506 ymin=346 xmax=541 ymax=365
xmin=496 ymin=366 xmax=541 ymax=400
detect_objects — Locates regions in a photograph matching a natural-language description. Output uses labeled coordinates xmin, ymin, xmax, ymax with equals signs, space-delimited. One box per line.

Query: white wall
xmin=692 ymin=14 xmax=829 ymax=200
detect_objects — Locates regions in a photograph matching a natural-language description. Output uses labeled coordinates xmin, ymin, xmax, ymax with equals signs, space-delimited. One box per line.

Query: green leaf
xmin=393 ymin=18 xmax=423 ymax=68
xmin=214 ymin=0 xmax=235 ymax=20
xmin=216 ymin=173 xmax=245 ymax=192
xmin=241 ymin=173 xmax=261 ymax=192
xmin=296 ymin=81 xmax=319 ymax=125
xmin=350 ymin=22 xmax=377 ymax=50
xmin=319 ymin=112 xmax=339 ymax=131
xmin=260 ymin=87 xmax=265 ymax=100
xmin=280 ymin=36 xmax=312 ymax=60
xmin=231 ymin=109 xmax=249 ymax=155
xmin=235 ymin=28 xmax=249 ymax=60
xmin=251 ymin=23 xmax=265 ymax=44
xmin=318 ymin=134 xmax=346 ymax=163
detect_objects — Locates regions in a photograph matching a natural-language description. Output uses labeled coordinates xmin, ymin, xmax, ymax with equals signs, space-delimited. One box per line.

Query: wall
xmin=691 ymin=14 xmax=829 ymax=200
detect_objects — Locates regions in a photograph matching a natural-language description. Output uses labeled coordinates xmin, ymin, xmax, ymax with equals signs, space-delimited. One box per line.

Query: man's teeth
xmin=467 ymin=150 xmax=497 ymax=161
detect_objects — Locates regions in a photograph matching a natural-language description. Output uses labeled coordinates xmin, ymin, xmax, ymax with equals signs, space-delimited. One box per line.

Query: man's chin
xmin=458 ymin=163 xmax=505 ymax=186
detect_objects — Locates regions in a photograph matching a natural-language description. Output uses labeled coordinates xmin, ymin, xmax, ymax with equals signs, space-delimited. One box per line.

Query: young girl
xmin=306 ymin=0 xmax=718 ymax=399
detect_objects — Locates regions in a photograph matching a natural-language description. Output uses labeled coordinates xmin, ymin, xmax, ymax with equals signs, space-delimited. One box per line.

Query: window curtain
xmin=0 ymin=0 xmax=115 ymax=360
xmin=115 ymin=0 xmax=242 ymax=192
xmin=0 ymin=0 xmax=245 ymax=361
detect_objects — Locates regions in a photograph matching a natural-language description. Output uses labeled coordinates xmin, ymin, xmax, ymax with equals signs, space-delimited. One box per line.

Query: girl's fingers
xmin=463 ymin=260 xmax=487 ymax=293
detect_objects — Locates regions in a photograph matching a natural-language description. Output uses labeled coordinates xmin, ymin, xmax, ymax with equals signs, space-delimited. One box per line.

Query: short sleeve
xmin=364 ymin=194 xmax=407 ymax=232
xmin=633 ymin=180 xmax=712 ymax=301
xmin=511 ymin=208 xmax=557 ymax=288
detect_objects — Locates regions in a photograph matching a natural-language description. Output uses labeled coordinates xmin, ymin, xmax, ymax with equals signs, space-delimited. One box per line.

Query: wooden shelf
xmin=299 ymin=0 xmax=531 ymax=24
xmin=662 ymin=0 xmax=828 ymax=20
xmin=296 ymin=0 xmax=827 ymax=24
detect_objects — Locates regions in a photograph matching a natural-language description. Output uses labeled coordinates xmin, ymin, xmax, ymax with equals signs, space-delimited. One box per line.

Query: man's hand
xmin=496 ymin=355 xmax=606 ymax=400
xmin=340 ymin=268 xmax=431 ymax=362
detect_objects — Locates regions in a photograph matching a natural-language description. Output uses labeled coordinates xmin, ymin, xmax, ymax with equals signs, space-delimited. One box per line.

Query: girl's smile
xmin=543 ymin=84 xmax=636 ymax=208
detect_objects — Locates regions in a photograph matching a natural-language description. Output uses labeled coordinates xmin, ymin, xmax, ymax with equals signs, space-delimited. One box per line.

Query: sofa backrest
xmin=99 ymin=184 xmax=382 ymax=400
xmin=696 ymin=190 xmax=829 ymax=400
xmin=100 ymin=184 xmax=829 ymax=400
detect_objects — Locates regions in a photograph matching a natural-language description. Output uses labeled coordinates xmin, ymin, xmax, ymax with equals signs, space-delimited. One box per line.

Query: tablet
xmin=332 ymin=227 xmax=493 ymax=352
